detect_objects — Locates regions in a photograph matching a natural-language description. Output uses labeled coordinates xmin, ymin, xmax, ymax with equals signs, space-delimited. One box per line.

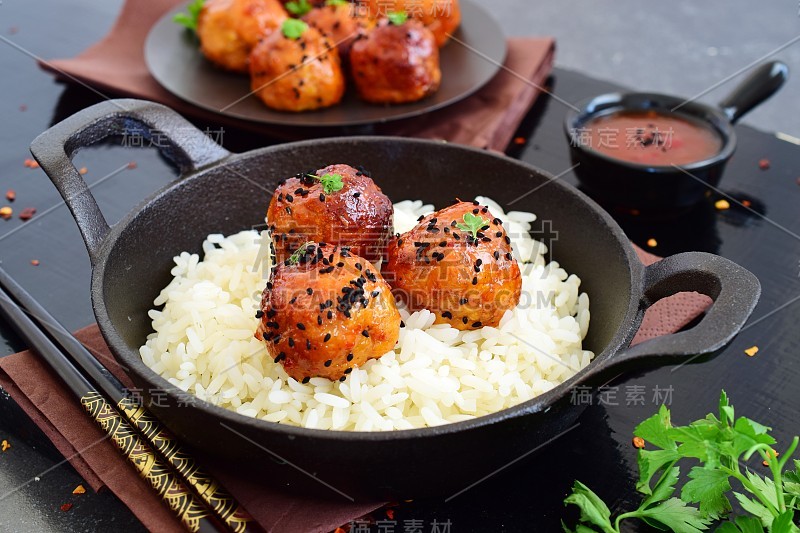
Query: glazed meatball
xmin=231 ymin=0 xmax=288 ymax=48
xmin=303 ymin=3 xmax=376 ymax=58
xmin=267 ymin=164 xmax=394 ymax=263
xmin=249 ymin=20 xmax=345 ymax=111
xmin=362 ymin=0 xmax=461 ymax=46
xmin=256 ymin=243 xmax=401 ymax=381
xmin=350 ymin=18 xmax=441 ymax=104
xmin=197 ymin=0 xmax=251 ymax=73
xmin=383 ymin=201 xmax=522 ymax=330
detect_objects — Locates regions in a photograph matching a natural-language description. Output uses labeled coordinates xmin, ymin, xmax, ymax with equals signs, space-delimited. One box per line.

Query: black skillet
xmin=565 ymin=61 xmax=788 ymax=210
xmin=31 ymin=100 xmax=760 ymax=500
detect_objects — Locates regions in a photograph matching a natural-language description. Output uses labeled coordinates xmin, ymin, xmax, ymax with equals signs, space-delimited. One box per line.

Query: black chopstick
xmin=0 ymin=267 xmax=260 ymax=533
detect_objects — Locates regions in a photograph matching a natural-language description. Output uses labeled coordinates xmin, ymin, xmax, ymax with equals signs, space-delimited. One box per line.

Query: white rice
xmin=139 ymin=197 xmax=593 ymax=431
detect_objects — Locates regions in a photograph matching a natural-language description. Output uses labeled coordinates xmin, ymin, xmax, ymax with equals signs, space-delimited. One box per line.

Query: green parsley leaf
xmin=173 ymin=0 xmax=205 ymax=33
xmin=285 ymin=0 xmax=313 ymax=16
xmin=635 ymin=404 xmax=677 ymax=450
xmin=641 ymin=465 xmax=680 ymax=508
xmin=770 ymin=511 xmax=800 ymax=533
xmin=307 ymin=173 xmax=344 ymax=195
xmin=325 ymin=0 xmax=349 ymax=5
xmin=287 ymin=242 xmax=311 ymax=265
xmin=635 ymin=497 xmax=712 ymax=533
xmin=716 ymin=516 xmax=766 ymax=533
xmin=563 ymin=481 xmax=615 ymax=533
xmin=387 ymin=11 xmax=409 ymax=25
xmin=282 ymin=18 xmax=309 ymax=39
xmin=734 ymin=492 xmax=775 ymax=527
xmin=636 ymin=449 xmax=680 ymax=495
xmin=681 ymin=466 xmax=732 ymax=519
xmin=456 ymin=212 xmax=489 ymax=240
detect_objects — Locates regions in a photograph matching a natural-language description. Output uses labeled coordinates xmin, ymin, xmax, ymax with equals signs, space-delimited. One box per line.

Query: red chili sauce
xmin=576 ymin=110 xmax=724 ymax=166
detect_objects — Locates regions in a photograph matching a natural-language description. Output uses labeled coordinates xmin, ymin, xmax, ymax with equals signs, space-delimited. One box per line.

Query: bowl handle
xmin=718 ymin=60 xmax=788 ymax=124
xmin=29 ymin=99 xmax=231 ymax=265
xmin=607 ymin=252 xmax=760 ymax=374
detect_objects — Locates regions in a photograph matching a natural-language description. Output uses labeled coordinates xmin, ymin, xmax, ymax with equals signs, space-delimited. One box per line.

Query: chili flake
xmin=646 ymin=238 xmax=657 ymax=248
xmin=60 ymin=503 xmax=73 ymax=512
xmin=0 ymin=206 xmax=11 ymax=220
xmin=19 ymin=104 xmax=27 ymax=112
xmin=127 ymin=161 xmax=138 ymax=170
xmin=23 ymin=158 xmax=39 ymax=169
xmin=79 ymin=167 xmax=88 ymax=175
xmin=513 ymin=137 xmax=526 ymax=145
xmin=385 ymin=509 xmax=395 ymax=520
xmin=744 ymin=346 xmax=759 ymax=357
xmin=1 ymin=439 xmax=10 ymax=451
xmin=30 ymin=259 xmax=40 ymax=266
xmin=741 ymin=200 xmax=752 ymax=208
xmin=5 ymin=190 xmax=15 ymax=202
xmin=758 ymin=158 xmax=770 ymax=170
xmin=714 ymin=199 xmax=730 ymax=211
xmin=632 ymin=436 xmax=645 ymax=449
xmin=72 ymin=485 xmax=86 ymax=495
xmin=19 ymin=207 xmax=36 ymax=221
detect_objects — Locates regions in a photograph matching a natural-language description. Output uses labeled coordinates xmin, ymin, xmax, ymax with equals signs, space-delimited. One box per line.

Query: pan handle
xmin=718 ymin=61 xmax=788 ymax=124
xmin=585 ymin=252 xmax=760 ymax=383
xmin=29 ymin=99 xmax=231 ymax=265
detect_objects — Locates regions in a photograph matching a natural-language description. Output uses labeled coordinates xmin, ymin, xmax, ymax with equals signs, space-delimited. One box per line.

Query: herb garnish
xmin=282 ymin=18 xmax=309 ymax=40
xmin=325 ymin=0 xmax=349 ymax=6
xmin=564 ymin=391 xmax=800 ymax=533
xmin=387 ymin=11 xmax=409 ymax=26
xmin=287 ymin=242 xmax=311 ymax=265
xmin=285 ymin=0 xmax=313 ymax=16
xmin=173 ymin=0 xmax=204 ymax=33
xmin=307 ymin=173 xmax=345 ymax=195
xmin=456 ymin=213 xmax=488 ymax=239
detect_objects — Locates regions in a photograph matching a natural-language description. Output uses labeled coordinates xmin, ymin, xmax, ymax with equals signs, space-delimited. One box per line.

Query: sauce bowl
xmin=564 ymin=61 xmax=788 ymax=210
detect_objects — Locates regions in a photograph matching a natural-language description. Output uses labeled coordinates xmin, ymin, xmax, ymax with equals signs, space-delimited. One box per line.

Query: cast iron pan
xmin=565 ymin=61 xmax=788 ymax=210
xmin=31 ymin=100 xmax=760 ymax=500
xmin=145 ymin=0 xmax=507 ymax=128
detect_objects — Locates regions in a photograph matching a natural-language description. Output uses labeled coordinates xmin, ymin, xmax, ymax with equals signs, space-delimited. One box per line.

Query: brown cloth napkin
xmin=38 ymin=0 xmax=555 ymax=151
xmin=0 ymin=245 xmax=711 ymax=532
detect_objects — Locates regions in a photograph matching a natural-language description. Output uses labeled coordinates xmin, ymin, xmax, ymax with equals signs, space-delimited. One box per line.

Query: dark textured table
xmin=2 ymin=1 xmax=800 ymax=532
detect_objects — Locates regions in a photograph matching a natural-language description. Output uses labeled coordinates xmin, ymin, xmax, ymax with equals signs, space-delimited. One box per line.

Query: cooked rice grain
xmin=140 ymin=198 xmax=593 ymax=431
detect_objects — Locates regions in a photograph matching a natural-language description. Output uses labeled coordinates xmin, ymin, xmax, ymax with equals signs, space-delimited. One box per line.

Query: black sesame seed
xmin=327 ymin=310 xmax=333 ymax=319
xmin=494 ymin=251 xmax=500 ymax=260
xmin=400 ymin=321 xmax=406 ymax=328
xmin=496 ymin=231 xmax=503 ymax=238
xmin=347 ymin=353 xmax=354 ymax=361
xmin=442 ymin=311 xmax=453 ymax=319
xmin=306 ymin=339 xmax=312 ymax=350
xmin=324 ymin=360 xmax=332 ymax=367
xmin=302 ymin=377 xmax=310 ymax=384
xmin=462 ymin=317 xmax=469 ymax=324
xmin=288 ymin=338 xmax=295 ymax=347
xmin=505 ymin=236 xmax=511 ymax=245
xmin=344 ymin=368 xmax=353 ymax=375
xmin=460 ymin=298 xmax=468 ymax=305
xmin=255 ymin=310 xmax=264 ymax=319
xmin=472 ymin=321 xmax=483 ymax=328
xmin=506 ymin=252 xmax=513 ymax=260
xmin=472 ymin=209 xmax=479 ymax=214
xmin=306 ymin=288 xmax=313 ymax=295
xmin=319 ymin=193 xmax=326 ymax=202
xmin=476 ymin=259 xmax=483 ymax=266
xmin=472 ymin=277 xmax=478 ymax=285
xmin=339 ymin=376 xmax=347 ymax=382
xmin=353 ymin=192 xmax=361 ymax=198
xmin=362 ymin=330 xmax=370 ymax=338
xmin=297 ymin=323 xmax=306 ymax=330
xmin=286 ymin=194 xmax=294 ymax=203
xmin=324 ymin=333 xmax=331 ymax=342
xmin=317 ymin=315 xmax=323 ymax=325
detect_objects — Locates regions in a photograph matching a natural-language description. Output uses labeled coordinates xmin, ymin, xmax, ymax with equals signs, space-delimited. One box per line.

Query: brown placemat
xmin=37 ymin=0 xmax=555 ymax=151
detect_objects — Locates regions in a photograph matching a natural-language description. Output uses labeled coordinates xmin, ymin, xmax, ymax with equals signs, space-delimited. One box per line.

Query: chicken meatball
xmin=303 ymin=2 xmax=376 ymax=58
xmin=350 ymin=17 xmax=441 ymax=104
xmin=256 ymin=243 xmax=401 ymax=381
xmin=267 ymin=164 xmax=393 ymax=263
xmin=231 ymin=0 xmax=288 ymax=48
xmin=383 ymin=201 xmax=522 ymax=330
xmin=197 ymin=0 xmax=251 ymax=73
xmin=249 ymin=19 xmax=345 ymax=111
xmin=362 ymin=0 xmax=461 ymax=46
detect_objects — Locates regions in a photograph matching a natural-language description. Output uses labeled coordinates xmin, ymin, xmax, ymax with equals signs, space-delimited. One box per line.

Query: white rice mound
xmin=140 ymin=197 xmax=593 ymax=431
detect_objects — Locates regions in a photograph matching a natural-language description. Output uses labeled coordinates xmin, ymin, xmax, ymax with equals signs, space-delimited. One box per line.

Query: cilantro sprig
xmin=282 ymin=18 xmax=309 ymax=40
xmin=456 ymin=213 xmax=489 ymax=239
xmin=387 ymin=11 xmax=409 ymax=26
xmin=307 ymin=173 xmax=344 ymax=195
xmin=564 ymin=391 xmax=800 ymax=533
xmin=173 ymin=0 xmax=205 ymax=33
xmin=285 ymin=0 xmax=313 ymax=16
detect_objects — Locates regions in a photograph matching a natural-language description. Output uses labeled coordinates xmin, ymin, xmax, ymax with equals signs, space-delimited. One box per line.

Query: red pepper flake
xmin=60 ymin=503 xmax=73 ymax=512
xmin=19 ymin=207 xmax=36 ymax=221
xmin=8 ymin=27 xmax=19 ymax=35
xmin=72 ymin=484 xmax=86 ymax=495
xmin=741 ymin=199 xmax=752 ymax=208
xmin=23 ymin=158 xmax=39 ymax=169
xmin=385 ymin=509 xmax=395 ymax=520
xmin=30 ymin=259 xmax=40 ymax=266
xmin=127 ymin=161 xmax=138 ymax=170
xmin=646 ymin=238 xmax=658 ymax=248
xmin=758 ymin=158 xmax=771 ymax=170
xmin=513 ymin=137 xmax=526 ymax=145
xmin=5 ymin=190 xmax=15 ymax=202
xmin=0 ymin=206 xmax=11 ymax=220
xmin=79 ymin=167 xmax=88 ymax=175
xmin=632 ymin=436 xmax=645 ymax=449
xmin=19 ymin=104 xmax=27 ymax=112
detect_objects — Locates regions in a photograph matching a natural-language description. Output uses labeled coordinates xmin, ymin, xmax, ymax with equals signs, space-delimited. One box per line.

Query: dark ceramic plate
xmin=144 ymin=0 xmax=507 ymax=128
